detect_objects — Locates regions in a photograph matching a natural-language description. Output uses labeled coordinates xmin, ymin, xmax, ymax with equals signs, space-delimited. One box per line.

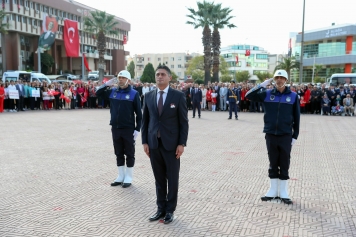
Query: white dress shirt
xmin=142 ymin=86 xmax=150 ymax=95
xmin=156 ymin=86 xmax=169 ymax=105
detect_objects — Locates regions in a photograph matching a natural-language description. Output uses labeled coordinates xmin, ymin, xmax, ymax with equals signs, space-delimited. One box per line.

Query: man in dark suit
xmin=141 ymin=65 xmax=189 ymax=224
xmin=190 ymin=83 xmax=202 ymax=118
xmin=15 ymin=80 xmax=25 ymax=111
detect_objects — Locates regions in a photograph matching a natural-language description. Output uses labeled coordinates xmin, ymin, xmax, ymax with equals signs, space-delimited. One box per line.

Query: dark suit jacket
xmin=142 ymin=87 xmax=189 ymax=151
xmin=15 ymin=84 xmax=25 ymax=97
xmin=191 ymin=88 xmax=202 ymax=102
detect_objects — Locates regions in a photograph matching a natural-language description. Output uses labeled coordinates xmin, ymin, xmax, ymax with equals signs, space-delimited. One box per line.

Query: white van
xmin=328 ymin=73 xmax=356 ymax=87
xmin=30 ymin=72 xmax=51 ymax=84
xmin=2 ymin=71 xmax=31 ymax=82
xmin=1 ymin=71 xmax=51 ymax=84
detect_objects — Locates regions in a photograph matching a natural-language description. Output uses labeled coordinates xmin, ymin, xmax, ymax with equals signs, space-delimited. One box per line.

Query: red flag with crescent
xmin=235 ymin=55 xmax=239 ymax=65
xmin=83 ymin=53 xmax=91 ymax=71
xmin=123 ymin=35 xmax=127 ymax=44
xmin=63 ymin=19 xmax=79 ymax=57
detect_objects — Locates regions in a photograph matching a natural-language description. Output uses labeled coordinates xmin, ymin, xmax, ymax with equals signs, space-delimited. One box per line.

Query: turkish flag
xmin=64 ymin=19 xmax=79 ymax=57
xmin=83 ymin=53 xmax=91 ymax=71
xmin=235 ymin=55 xmax=239 ymax=65
xmin=245 ymin=49 xmax=250 ymax=56
xmin=123 ymin=35 xmax=127 ymax=44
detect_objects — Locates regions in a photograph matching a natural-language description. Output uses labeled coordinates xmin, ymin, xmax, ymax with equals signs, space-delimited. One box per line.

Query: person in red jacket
xmin=240 ymin=86 xmax=247 ymax=112
xmin=300 ymin=96 xmax=306 ymax=114
xmin=303 ymin=85 xmax=311 ymax=113
xmin=206 ymin=87 xmax=212 ymax=111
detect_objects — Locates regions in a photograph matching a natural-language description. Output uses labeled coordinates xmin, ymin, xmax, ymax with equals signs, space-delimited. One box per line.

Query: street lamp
xmin=69 ymin=0 xmax=85 ymax=80
xmin=299 ymin=0 xmax=306 ymax=84
xmin=77 ymin=8 xmax=85 ymax=80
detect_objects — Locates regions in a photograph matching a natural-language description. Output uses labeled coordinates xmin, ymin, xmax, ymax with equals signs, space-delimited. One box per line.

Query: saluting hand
xmin=176 ymin=145 xmax=184 ymax=159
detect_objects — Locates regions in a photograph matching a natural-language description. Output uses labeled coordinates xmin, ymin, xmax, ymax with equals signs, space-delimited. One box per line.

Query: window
xmin=54 ymin=9 xmax=58 ymax=16
xmin=246 ymin=62 xmax=251 ymax=67
xmin=63 ymin=12 xmax=67 ymax=18
xmin=36 ymin=3 xmax=39 ymax=10
xmin=32 ymin=19 xmax=37 ymax=26
xmin=178 ymin=65 xmax=182 ymax=68
xmin=171 ymin=65 xmax=174 ymax=69
xmin=157 ymin=58 xmax=161 ymax=61
xmin=253 ymin=46 xmax=259 ymax=50
xmin=30 ymin=2 xmax=33 ymax=9
xmin=13 ymin=0 xmax=17 ymax=4
xmin=147 ymin=57 xmax=150 ymax=61
xmin=178 ymin=72 xmax=181 ymax=76
xmin=256 ymin=54 xmax=268 ymax=60
xmin=171 ymin=57 xmax=174 ymax=61
xmin=25 ymin=0 xmax=28 ymax=7
xmin=22 ymin=16 xmax=26 ymax=23
xmin=17 ymin=15 xmax=21 ymax=22
xmin=178 ymin=57 xmax=181 ymax=61
xmin=73 ymin=15 xmax=77 ymax=21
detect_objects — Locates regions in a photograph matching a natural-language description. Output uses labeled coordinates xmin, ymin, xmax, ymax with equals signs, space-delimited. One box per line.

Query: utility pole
xmin=299 ymin=0 xmax=305 ymax=84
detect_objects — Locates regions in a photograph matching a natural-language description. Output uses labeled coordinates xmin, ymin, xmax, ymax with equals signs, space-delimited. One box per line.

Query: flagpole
xmin=81 ymin=9 xmax=85 ymax=80
xmin=299 ymin=0 xmax=306 ymax=84
xmin=37 ymin=47 xmax=41 ymax=73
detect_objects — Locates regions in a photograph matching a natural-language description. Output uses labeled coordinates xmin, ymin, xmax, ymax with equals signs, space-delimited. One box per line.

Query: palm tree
xmin=186 ymin=1 xmax=214 ymax=85
xmin=275 ymin=56 xmax=300 ymax=82
xmin=84 ymin=10 xmax=119 ymax=82
xmin=0 ymin=10 xmax=10 ymax=74
xmin=210 ymin=4 xmax=236 ymax=82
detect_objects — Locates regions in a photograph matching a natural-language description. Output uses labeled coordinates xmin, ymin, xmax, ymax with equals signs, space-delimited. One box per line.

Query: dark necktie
xmin=158 ymin=91 xmax=164 ymax=116
xmin=157 ymin=91 xmax=164 ymax=138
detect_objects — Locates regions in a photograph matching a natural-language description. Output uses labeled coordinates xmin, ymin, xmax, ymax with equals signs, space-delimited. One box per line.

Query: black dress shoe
xmin=110 ymin=182 xmax=122 ymax=186
xmin=198 ymin=115 xmax=200 ymax=118
xmin=235 ymin=117 xmax=238 ymax=120
xmin=163 ymin=213 xmax=174 ymax=224
xmin=261 ymin=196 xmax=278 ymax=201
xmin=122 ymin=183 xmax=131 ymax=188
xmin=228 ymin=117 xmax=232 ymax=119
xmin=280 ymin=198 xmax=293 ymax=205
xmin=149 ymin=211 xmax=166 ymax=221
xmin=192 ymin=116 xmax=195 ymax=118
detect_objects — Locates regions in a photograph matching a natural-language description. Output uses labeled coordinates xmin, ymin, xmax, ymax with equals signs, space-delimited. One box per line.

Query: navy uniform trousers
xmin=229 ymin=102 xmax=238 ymax=118
xmin=112 ymin=127 xmax=135 ymax=167
xmin=149 ymin=138 xmax=180 ymax=213
xmin=265 ymin=134 xmax=292 ymax=180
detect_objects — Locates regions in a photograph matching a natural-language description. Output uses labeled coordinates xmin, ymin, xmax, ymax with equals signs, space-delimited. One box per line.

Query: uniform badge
xmin=286 ymin=96 xmax=291 ymax=102
xmin=170 ymin=103 xmax=175 ymax=108
xmin=125 ymin=94 xmax=130 ymax=99
xmin=113 ymin=92 xmax=117 ymax=97
xmin=270 ymin=95 xmax=275 ymax=101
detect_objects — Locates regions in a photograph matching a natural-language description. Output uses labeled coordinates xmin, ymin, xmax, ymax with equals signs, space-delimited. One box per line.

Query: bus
xmin=328 ymin=73 xmax=356 ymax=87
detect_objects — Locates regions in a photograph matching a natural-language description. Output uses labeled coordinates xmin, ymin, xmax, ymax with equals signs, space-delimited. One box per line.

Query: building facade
xmin=220 ymin=44 xmax=269 ymax=78
xmin=267 ymin=54 xmax=286 ymax=75
xmin=0 ymin=0 xmax=130 ymax=76
xmin=127 ymin=52 xmax=200 ymax=80
xmin=292 ymin=24 xmax=356 ymax=82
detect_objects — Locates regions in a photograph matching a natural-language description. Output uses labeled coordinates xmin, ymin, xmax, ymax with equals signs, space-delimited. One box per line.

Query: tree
xmin=274 ymin=56 xmax=299 ymax=82
xmin=254 ymin=71 xmax=273 ymax=82
xmin=314 ymin=64 xmax=323 ymax=78
xmin=0 ymin=10 xmax=10 ymax=73
xmin=186 ymin=55 xmax=228 ymax=82
xmin=28 ymin=52 xmax=54 ymax=74
xmin=235 ymin=71 xmax=250 ymax=82
xmin=211 ymin=4 xmax=236 ymax=82
xmin=192 ymin=70 xmax=204 ymax=82
xmin=220 ymin=74 xmax=232 ymax=82
xmin=171 ymin=71 xmax=178 ymax=81
xmin=140 ymin=63 xmax=155 ymax=83
xmin=127 ymin=61 xmax=135 ymax=79
xmin=84 ymin=10 xmax=119 ymax=83
xmin=186 ymin=1 xmax=214 ymax=85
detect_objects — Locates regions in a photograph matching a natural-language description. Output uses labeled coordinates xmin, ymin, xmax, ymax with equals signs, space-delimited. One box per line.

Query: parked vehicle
xmin=2 ymin=71 xmax=51 ymax=84
xmin=88 ymin=71 xmax=99 ymax=80
xmin=61 ymin=73 xmax=77 ymax=80
xmin=328 ymin=73 xmax=356 ymax=87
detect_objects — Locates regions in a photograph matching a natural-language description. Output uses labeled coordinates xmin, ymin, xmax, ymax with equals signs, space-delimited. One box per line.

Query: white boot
xmin=122 ymin=167 xmax=133 ymax=188
xmin=279 ymin=179 xmax=293 ymax=204
xmin=111 ymin=166 xmax=125 ymax=186
xmin=261 ymin=178 xmax=278 ymax=201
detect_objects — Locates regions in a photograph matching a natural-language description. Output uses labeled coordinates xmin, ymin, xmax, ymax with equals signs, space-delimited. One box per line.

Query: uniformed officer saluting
xmin=245 ymin=70 xmax=300 ymax=204
xmin=96 ymin=70 xmax=142 ymax=188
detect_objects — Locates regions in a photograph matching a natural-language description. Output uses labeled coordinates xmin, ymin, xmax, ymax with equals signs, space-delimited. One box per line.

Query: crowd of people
xmin=0 ymin=78 xmax=355 ymax=117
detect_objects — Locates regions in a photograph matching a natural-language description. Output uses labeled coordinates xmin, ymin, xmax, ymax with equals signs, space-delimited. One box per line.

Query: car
xmin=88 ymin=71 xmax=99 ymax=80
xmin=61 ymin=73 xmax=77 ymax=80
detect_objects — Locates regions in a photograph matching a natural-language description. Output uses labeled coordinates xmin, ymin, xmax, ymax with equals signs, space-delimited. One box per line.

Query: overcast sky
xmin=75 ymin=0 xmax=356 ymax=56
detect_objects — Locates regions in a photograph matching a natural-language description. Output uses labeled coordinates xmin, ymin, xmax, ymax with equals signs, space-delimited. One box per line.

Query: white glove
xmin=105 ymin=78 xmax=117 ymax=87
xmin=133 ymin=130 xmax=140 ymax=140
xmin=237 ymin=101 xmax=239 ymax=104
xmin=226 ymin=101 xmax=229 ymax=104
xmin=291 ymin=138 xmax=296 ymax=146
xmin=260 ymin=78 xmax=273 ymax=88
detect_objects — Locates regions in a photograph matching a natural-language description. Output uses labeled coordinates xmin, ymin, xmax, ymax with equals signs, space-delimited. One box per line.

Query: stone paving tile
xmin=1 ymin=109 xmax=356 ymax=237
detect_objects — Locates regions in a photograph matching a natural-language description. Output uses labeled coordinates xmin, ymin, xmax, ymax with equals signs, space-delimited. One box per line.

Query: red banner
xmin=235 ymin=55 xmax=239 ymax=65
xmin=83 ymin=53 xmax=91 ymax=71
xmin=245 ymin=49 xmax=250 ymax=56
xmin=123 ymin=35 xmax=127 ymax=44
xmin=64 ymin=19 xmax=79 ymax=57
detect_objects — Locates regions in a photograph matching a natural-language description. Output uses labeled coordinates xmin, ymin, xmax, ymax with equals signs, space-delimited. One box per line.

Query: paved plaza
xmin=1 ymin=109 xmax=356 ymax=237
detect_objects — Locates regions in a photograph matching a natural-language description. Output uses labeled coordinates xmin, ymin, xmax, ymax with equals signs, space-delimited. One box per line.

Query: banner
xmin=123 ymin=35 xmax=127 ymax=44
xmin=9 ymin=90 xmax=19 ymax=99
xmin=245 ymin=49 xmax=250 ymax=57
xmin=32 ymin=89 xmax=40 ymax=98
xmin=38 ymin=13 xmax=58 ymax=50
xmin=63 ymin=19 xmax=79 ymax=57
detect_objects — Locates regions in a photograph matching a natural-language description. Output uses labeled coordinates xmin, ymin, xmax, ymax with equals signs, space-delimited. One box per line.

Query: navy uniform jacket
xmin=227 ymin=88 xmax=240 ymax=103
xmin=96 ymin=85 xmax=142 ymax=131
xmin=246 ymin=86 xmax=300 ymax=139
